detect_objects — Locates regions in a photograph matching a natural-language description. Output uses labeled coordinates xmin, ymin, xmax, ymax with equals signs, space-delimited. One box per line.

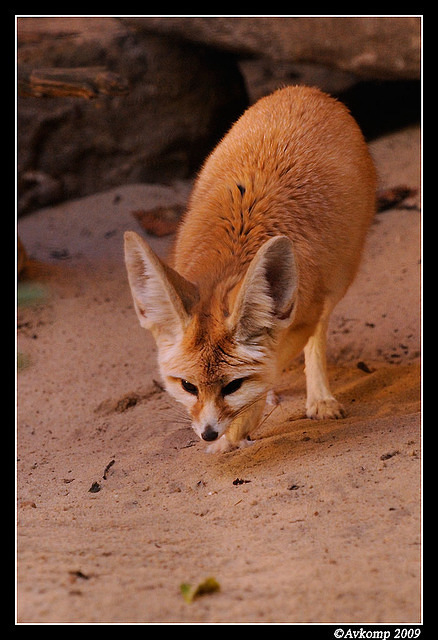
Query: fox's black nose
xmin=201 ymin=425 xmax=218 ymax=441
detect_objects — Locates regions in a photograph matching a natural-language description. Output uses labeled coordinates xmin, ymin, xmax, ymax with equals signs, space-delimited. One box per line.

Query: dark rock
xmin=121 ymin=16 xmax=421 ymax=81
xmin=17 ymin=18 xmax=248 ymax=215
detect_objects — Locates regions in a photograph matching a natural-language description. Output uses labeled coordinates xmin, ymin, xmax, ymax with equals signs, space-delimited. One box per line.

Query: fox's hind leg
xmin=304 ymin=309 xmax=345 ymax=420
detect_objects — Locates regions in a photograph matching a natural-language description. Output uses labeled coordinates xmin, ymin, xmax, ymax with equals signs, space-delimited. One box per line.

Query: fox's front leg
xmin=206 ymin=396 xmax=266 ymax=454
xmin=304 ymin=316 xmax=345 ymax=419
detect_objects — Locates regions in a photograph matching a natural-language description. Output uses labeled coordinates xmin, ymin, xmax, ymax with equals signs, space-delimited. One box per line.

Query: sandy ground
xmin=16 ymin=125 xmax=421 ymax=624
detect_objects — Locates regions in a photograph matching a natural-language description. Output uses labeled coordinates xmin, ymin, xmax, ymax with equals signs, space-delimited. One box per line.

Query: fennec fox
xmin=124 ymin=86 xmax=376 ymax=453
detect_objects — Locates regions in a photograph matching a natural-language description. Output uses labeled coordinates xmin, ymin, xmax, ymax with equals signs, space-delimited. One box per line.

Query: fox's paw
xmin=306 ymin=397 xmax=346 ymax=420
xmin=205 ymin=435 xmax=253 ymax=454
xmin=205 ymin=435 xmax=235 ymax=454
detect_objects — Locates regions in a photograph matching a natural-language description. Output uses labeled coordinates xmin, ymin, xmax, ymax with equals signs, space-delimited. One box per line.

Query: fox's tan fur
xmin=125 ymin=86 xmax=376 ymax=453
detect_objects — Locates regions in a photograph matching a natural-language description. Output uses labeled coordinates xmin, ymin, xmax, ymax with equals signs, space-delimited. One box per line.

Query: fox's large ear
xmin=124 ymin=231 xmax=199 ymax=339
xmin=229 ymin=236 xmax=297 ymax=342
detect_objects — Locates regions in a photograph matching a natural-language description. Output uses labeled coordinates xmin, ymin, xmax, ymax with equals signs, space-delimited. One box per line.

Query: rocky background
xmin=17 ymin=16 xmax=421 ymax=216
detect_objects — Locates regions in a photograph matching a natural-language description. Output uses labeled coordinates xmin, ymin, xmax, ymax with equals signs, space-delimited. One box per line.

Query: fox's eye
xmin=222 ymin=378 xmax=245 ymax=396
xmin=181 ymin=379 xmax=198 ymax=396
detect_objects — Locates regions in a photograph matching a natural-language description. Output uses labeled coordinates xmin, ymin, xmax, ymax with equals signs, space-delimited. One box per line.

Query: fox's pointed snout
xmin=201 ymin=425 xmax=219 ymax=441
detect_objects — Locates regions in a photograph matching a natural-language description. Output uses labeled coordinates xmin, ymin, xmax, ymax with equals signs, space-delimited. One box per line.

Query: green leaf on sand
xmin=180 ymin=577 xmax=220 ymax=603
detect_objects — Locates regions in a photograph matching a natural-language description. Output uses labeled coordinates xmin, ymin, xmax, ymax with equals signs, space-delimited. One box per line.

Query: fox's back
xmin=173 ymin=85 xmax=376 ymax=324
